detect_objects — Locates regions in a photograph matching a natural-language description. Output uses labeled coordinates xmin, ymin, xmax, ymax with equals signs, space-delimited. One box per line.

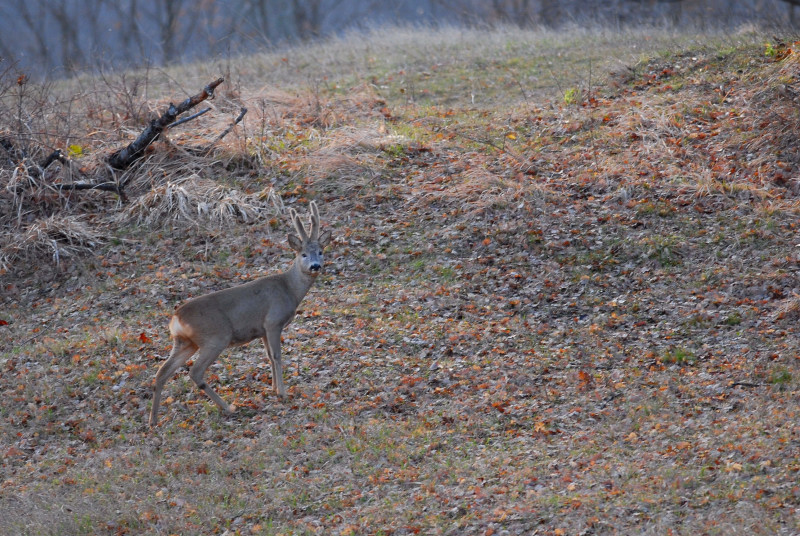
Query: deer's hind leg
xmin=150 ymin=336 xmax=197 ymax=427
xmin=188 ymin=342 xmax=237 ymax=415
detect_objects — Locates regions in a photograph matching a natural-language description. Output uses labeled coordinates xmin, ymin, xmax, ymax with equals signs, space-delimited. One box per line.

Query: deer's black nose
xmin=309 ymin=263 xmax=321 ymax=272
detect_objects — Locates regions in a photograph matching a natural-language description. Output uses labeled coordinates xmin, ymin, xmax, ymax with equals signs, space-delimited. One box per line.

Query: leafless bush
xmin=0 ymin=67 xmax=261 ymax=274
xmin=0 ymin=69 xmax=98 ymax=272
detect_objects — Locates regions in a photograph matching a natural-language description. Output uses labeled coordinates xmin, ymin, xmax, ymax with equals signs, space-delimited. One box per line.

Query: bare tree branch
xmin=107 ymin=77 xmax=224 ymax=170
xmin=168 ymin=107 xmax=211 ymax=129
xmin=204 ymin=107 xmax=247 ymax=154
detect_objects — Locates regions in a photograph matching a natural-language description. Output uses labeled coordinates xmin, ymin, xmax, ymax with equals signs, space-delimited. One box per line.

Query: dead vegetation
xmin=1 ymin=27 xmax=800 ymax=536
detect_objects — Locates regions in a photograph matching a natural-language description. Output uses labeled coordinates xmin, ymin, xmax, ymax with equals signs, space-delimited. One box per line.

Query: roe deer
xmin=149 ymin=201 xmax=332 ymax=427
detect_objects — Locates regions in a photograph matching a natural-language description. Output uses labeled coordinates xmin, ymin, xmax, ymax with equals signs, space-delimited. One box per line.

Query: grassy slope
xmin=2 ymin=26 xmax=800 ymax=535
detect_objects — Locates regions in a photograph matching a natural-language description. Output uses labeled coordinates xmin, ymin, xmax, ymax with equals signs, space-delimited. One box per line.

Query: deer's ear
xmin=288 ymin=233 xmax=303 ymax=251
xmin=318 ymin=229 xmax=332 ymax=248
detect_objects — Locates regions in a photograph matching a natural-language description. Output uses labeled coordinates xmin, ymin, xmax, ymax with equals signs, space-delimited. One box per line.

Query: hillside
xmin=1 ymin=27 xmax=799 ymax=535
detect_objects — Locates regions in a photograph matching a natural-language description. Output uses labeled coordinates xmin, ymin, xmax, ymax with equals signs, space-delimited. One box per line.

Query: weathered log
xmin=107 ymin=77 xmax=224 ymax=170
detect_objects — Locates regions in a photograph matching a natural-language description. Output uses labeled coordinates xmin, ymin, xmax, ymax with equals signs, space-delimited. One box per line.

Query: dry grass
xmin=119 ymin=175 xmax=277 ymax=228
xmin=0 ymin=215 xmax=105 ymax=271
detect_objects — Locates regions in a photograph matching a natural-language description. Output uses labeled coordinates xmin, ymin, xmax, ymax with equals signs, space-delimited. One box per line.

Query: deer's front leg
xmin=263 ymin=330 xmax=286 ymax=399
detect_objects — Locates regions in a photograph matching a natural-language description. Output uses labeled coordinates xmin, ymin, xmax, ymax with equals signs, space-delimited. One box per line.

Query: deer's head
xmin=287 ymin=201 xmax=332 ymax=277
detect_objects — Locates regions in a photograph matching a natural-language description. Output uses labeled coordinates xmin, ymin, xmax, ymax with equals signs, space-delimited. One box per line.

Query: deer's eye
xmin=302 ymin=253 xmax=307 ymax=258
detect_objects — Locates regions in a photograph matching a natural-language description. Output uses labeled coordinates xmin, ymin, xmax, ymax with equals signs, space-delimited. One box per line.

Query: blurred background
xmin=0 ymin=0 xmax=798 ymax=79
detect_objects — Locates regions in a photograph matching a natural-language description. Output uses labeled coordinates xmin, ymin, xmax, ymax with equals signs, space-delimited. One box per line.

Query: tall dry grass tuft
xmin=304 ymin=126 xmax=398 ymax=182
xmin=118 ymin=175 xmax=278 ymax=228
xmin=740 ymin=46 xmax=800 ymax=198
xmin=405 ymin=164 xmax=527 ymax=218
xmin=0 ymin=214 xmax=105 ymax=271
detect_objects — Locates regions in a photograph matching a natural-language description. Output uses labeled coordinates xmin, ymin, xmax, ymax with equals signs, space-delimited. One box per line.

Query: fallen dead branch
xmin=205 ymin=107 xmax=247 ymax=154
xmin=168 ymin=107 xmax=212 ymax=129
xmin=107 ymin=77 xmax=224 ymax=171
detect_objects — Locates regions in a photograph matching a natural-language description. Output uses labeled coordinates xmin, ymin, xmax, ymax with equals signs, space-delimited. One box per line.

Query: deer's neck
xmin=284 ymin=258 xmax=317 ymax=306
